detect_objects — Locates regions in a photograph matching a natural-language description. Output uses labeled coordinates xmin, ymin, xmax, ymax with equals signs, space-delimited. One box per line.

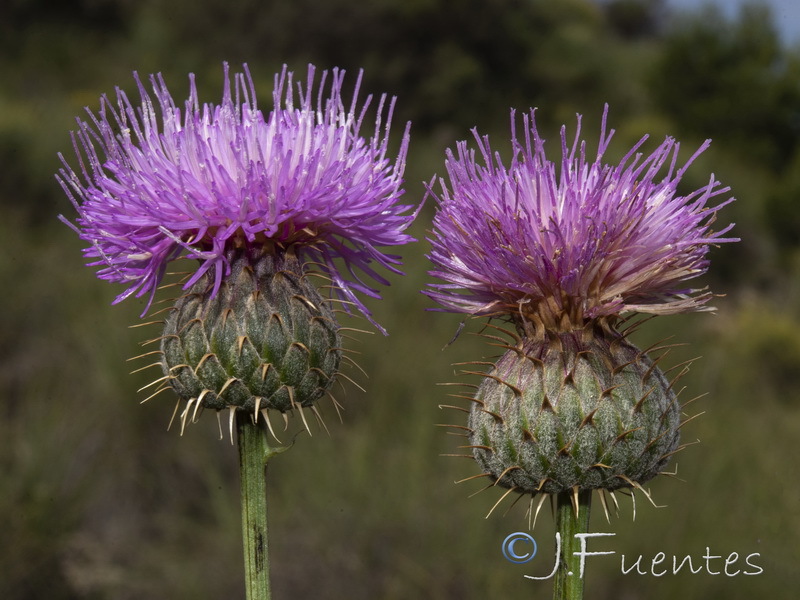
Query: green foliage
xmin=650 ymin=3 xmax=800 ymax=169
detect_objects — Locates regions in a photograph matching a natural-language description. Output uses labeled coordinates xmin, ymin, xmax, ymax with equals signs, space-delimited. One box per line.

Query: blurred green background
xmin=2 ymin=0 xmax=799 ymax=598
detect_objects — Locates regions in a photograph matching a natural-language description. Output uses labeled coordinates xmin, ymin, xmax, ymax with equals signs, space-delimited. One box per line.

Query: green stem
xmin=237 ymin=411 xmax=278 ymax=600
xmin=553 ymin=489 xmax=592 ymax=600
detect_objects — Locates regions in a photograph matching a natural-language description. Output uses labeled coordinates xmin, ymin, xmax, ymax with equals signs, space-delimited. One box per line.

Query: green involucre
xmin=160 ymin=247 xmax=341 ymax=414
xmin=468 ymin=328 xmax=680 ymax=495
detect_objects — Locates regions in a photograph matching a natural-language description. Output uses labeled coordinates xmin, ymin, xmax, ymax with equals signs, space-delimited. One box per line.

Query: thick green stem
xmin=553 ymin=490 xmax=592 ymax=600
xmin=237 ymin=412 xmax=275 ymax=600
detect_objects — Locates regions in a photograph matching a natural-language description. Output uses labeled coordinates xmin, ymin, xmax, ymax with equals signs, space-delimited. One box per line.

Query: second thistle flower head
xmin=427 ymin=108 xmax=737 ymax=509
xmin=59 ymin=64 xmax=416 ymax=431
xmin=427 ymin=107 xmax=736 ymax=334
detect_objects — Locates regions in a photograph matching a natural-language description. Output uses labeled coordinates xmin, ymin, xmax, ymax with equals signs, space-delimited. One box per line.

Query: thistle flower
xmin=427 ymin=107 xmax=736 ymax=518
xmin=58 ymin=64 xmax=416 ymax=432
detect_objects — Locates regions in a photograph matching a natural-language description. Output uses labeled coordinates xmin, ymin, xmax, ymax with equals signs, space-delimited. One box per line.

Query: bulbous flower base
xmin=468 ymin=326 xmax=680 ymax=496
xmin=160 ymin=247 xmax=342 ymax=418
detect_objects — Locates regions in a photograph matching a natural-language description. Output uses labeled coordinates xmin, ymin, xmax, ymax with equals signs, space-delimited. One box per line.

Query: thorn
xmin=194 ymin=353 xmax=216 ymax=375
xmin=127 ymin=350 xmax=163 ymax=362
xmin=167 ymin=399 xmax=181 ymax=431
xmin=467 ymin=482 xmax=493 ymax=498
xmin=598 ymin=490 xmax=611 ymax=523
xmin=253 ymin=397 xmax=263 ymax=423
xmin=149 ymin=304 xmax=178 ymax=317
xmin=466 ymin=331 xmax=512 ymax=346
xmin=478 ymin=408 xmax=504 ymax=423
xmin=609 ymin=490 xmax=620 ymax=513
xmin=677 ymin=411 xmax=706 ymax=430
xmin=616 ymin=474 xmax=664 ymax=510
xmin=180 ymin=399 xmax=194 ymax=435
xmin=619 ymin=315 xmax=656 ymax=337
xmin=321 ymin=297 xmax=359 ymax=307
xmin=137 ymin=374 xmax=174 ymax=393
xmin=611 ymin=359 xmax=637 ymax=376
xmin=454 ymin=473 xmax=493 ymax=485
xmin=282 ymin=411 xmax=289 ymax=431
xmin=485 ymin=486 xmax=519 ymax=519
xmin=530 ymin=493 xmax=549 ymax=529
xmin=633 ymin=387 xmax=655 ymax=412
xmin=338 ymin=326 xmax=374 ymax=335
xmin=336 ymin=371 xmax=366 ymax=393
xmin=327 ymin=392 xmax=344 ymax=423
xmin=579 ymin=409 xmax=598 ymax=428
xmin=641 ymin=350 xmax=671 ymax=383
xmin=659 ymin=439 xmax=700 ymax=460
xmin=331 ymin=346 xmax=361 ymax=357
xmin=140 ymin=384 xmax=173 ymax=404
xmin=494 ymin=465 xmax=521 ymax=486
xmin=680 ymin=393 xmax=708 ymax=410
xmin=128 ymin=320 xmax=165 ymax=329
xmin=452 ymin=360 xmax=497 ymax=368
xmin=228 ymin=406 xmax=237 ymax=444
xmin=262 ymin=409 xmax=282 ymax=443
xmin=480 ymin=320 xmax=522 ymax=343
xmin=292 ymin=294 xmax=318 ymax=312
xmin=667 ymin=366 xmax=692 ymax=391
xmin=600 ymin=385 xmax=621 ymax=398
xmin=218 ymin=377 xmax=237 ymax=399
xmin=524 ymin=354 xmax=545 ymax=369
xmin=446 ymin=392 xmax=480 ymax=402
xmin=193 ymin=390 xmax=209 ymax=422
xmin=639 ymin=336 xmax=676 ymax=355
xmin=311 ymin=405 xmax=330 ymax=435
xmin=462 ymin=371 xmax=522 ymax=398
xmin=438 ymin=404 xmax=471 ymax=414
xmin=216 ymin=411 xmax=224 ymax=441
xmin=341 ymin=355 xmax=369 ymax=379
xmin=459 ymin=444 xmax=492 ymax=452
xmin=663 ymin=357 xmax=699 ymax=377
xmin=436 ymin=382 xmax=480 ymax=390
xmin=435 ymin=424 xmax=474 ymax=433
xmin=569 ymin=486 xmax=579 ymax=517
xmin=613 ymin=426 xmax=642 ymax=444
xmin=502 ymin=490 xmax=527 ymax=518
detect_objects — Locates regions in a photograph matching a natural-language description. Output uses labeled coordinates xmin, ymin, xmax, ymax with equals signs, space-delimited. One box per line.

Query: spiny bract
xmin=160 ymin=247 xmax=341 ymax=432
xmin=468 ymin=323 xmax=680 ymax=497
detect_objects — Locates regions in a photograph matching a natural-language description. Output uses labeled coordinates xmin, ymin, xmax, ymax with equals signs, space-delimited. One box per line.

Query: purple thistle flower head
xmin=425 ymin=106 xmax=737 ymax=332
xmin=58 ymin=63 xmax=416 ymax=332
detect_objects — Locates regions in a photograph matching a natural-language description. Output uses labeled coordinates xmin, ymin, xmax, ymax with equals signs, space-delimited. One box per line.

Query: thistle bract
xmin=427 ymin=107 xmax=736 ymax=506
xmin=161 ymin=247 xmax=341 ymax=430
xmin=469 ymin=323 xmax=679 ymax=496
